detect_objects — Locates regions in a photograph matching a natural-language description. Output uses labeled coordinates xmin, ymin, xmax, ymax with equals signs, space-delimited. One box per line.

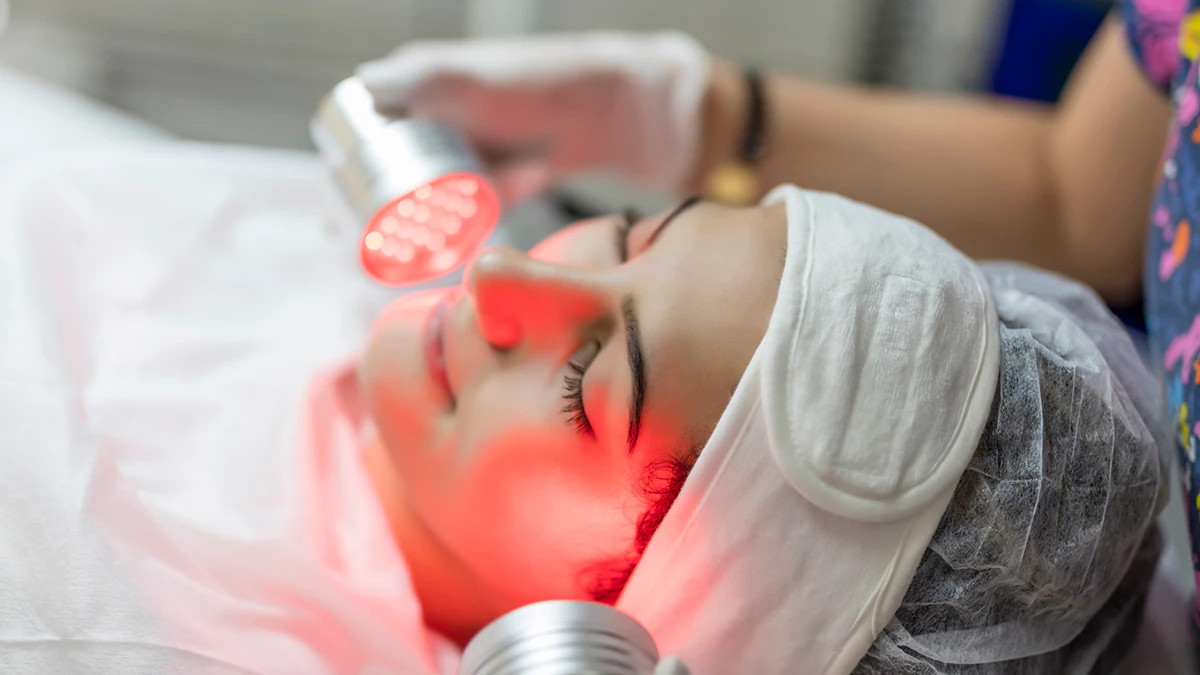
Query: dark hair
xmin=583 ymin=450 xmax=698 ymax=604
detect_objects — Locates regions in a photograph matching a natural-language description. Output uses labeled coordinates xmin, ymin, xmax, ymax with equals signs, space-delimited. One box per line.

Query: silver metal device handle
xmin=461 ymin=600 xmax=672 ymax=675
xmin=311 ymin=77 xmax=488 ymax=226
xmin=652 ymin=656 xmax=692 ymax=675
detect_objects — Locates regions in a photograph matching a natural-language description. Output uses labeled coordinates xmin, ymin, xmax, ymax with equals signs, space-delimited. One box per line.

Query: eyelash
xmin=562 ymin=355 xmax=595 ymax=438
xmin=566 ymin=207 xmax=641 ymax=438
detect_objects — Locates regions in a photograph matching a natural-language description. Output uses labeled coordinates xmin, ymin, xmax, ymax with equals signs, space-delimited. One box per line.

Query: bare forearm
xmin=695 ymin=63 xmax=1060 ymax=260
xmin=693 ymin=21 xmax=1169 ymax=305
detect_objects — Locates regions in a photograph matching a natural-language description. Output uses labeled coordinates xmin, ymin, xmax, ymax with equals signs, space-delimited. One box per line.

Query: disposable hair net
xmin=616 ymin=188 xmax=1166 ymax=675
xmin=854 ymin=262 xmax=1170 ymax=675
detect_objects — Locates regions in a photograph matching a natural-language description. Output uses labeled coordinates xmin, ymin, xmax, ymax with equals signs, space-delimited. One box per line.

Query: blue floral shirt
xmin=1125 ymin=0 xmax=1200 ymax=629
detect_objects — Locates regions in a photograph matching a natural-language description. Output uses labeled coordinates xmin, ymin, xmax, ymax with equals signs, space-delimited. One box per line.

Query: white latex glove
xmin=357 ymin=32 xmax=711 ymax=206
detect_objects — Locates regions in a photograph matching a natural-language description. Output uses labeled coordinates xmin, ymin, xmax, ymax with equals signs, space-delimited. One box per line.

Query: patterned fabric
xmin=1125 ymin=0 xmax=1200 ymax=631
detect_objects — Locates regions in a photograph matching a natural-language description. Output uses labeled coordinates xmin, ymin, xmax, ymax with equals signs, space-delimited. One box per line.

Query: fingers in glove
xmin=356 ymin=32 xmax=654 ymax=107
xmin=493 ymin=160 xmax=553 ymax=208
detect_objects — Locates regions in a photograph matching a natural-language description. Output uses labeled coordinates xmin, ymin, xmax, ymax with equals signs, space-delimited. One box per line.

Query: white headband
xmin=616 ymin=186 xmax=1001 ymax=675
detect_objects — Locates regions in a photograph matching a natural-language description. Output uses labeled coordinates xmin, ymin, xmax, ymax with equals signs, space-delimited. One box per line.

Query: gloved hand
xmin=357 ymin=32 xmax=711 ymax=206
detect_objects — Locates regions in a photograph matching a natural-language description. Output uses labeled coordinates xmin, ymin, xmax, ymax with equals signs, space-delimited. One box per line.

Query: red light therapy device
xmin=312 ymin=78 xmax=500 ymax=286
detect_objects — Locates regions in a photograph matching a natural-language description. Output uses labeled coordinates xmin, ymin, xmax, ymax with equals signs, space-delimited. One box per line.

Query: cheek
xmin=433 ymin=385 xmax=642 ymax=598
xmin=397 ymin=365 xmax=558 ymax=514
xmin=455 ymin=431 xmax=640 ymax=599
xmin=456 ymin=377 xmax=632 ymax=526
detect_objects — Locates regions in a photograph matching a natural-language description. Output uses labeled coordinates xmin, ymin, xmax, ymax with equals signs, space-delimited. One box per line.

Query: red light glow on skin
xmin=465 ymin=246 xmax=608 ymax=351
xmin=357 ymin=200 xmax=790 ymax=642
xmin=361 ymin=173 xmax=500 ymax=286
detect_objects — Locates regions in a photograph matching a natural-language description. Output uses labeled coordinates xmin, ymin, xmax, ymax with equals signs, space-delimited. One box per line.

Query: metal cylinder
xmin=460 ymin=601 xmax=661 ymax=675
xmin=311 ymin=77 xmax=499 ymax=286
xmin=312 ymin=77 xmax=487 ymax=224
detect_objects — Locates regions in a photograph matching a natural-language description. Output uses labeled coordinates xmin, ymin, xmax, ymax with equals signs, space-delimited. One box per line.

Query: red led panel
xmin=360 ymin=172 xmax=500 ymax=285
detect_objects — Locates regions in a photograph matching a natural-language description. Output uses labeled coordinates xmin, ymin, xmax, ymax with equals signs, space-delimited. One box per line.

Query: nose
xmin=466 ymin=246 xmax=611 ymax=350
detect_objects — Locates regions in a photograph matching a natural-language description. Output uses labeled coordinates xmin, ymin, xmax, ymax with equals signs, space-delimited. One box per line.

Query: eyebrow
xmin=648 ymin=195 xmax=702 ymax=247
xmin=622 ymin=196 xmax=703 ymax=453
xmin=623 ymin=296 xmax=647 ymax=452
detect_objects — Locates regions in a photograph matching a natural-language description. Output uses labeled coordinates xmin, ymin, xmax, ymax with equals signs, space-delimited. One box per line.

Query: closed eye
xmin=562 ymin=340 xmax=602 ymax=438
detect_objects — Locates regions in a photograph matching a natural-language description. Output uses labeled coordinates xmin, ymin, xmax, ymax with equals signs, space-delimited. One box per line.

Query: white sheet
xmin=0 ymin=65 xmax=166 ymax=178
xmin=0 ymin=139 xmax=463 ymax=673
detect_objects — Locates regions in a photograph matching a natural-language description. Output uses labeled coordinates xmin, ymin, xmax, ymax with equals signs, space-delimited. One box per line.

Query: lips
xmin=424 ymin=297 xmax=455 ymax=405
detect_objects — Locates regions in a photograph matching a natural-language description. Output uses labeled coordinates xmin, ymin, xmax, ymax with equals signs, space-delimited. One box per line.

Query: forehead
xmin=635 ymin=202 xmax=787 ymax=441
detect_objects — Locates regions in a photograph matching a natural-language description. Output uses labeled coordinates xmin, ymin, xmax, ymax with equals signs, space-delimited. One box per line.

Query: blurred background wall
xmin=0 ymin=0 xmax=1013 ymax=150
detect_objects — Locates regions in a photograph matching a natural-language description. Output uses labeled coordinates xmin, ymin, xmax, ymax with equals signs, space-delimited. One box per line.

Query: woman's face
xmin=359 ymin=198 xmax=787 ymax=612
